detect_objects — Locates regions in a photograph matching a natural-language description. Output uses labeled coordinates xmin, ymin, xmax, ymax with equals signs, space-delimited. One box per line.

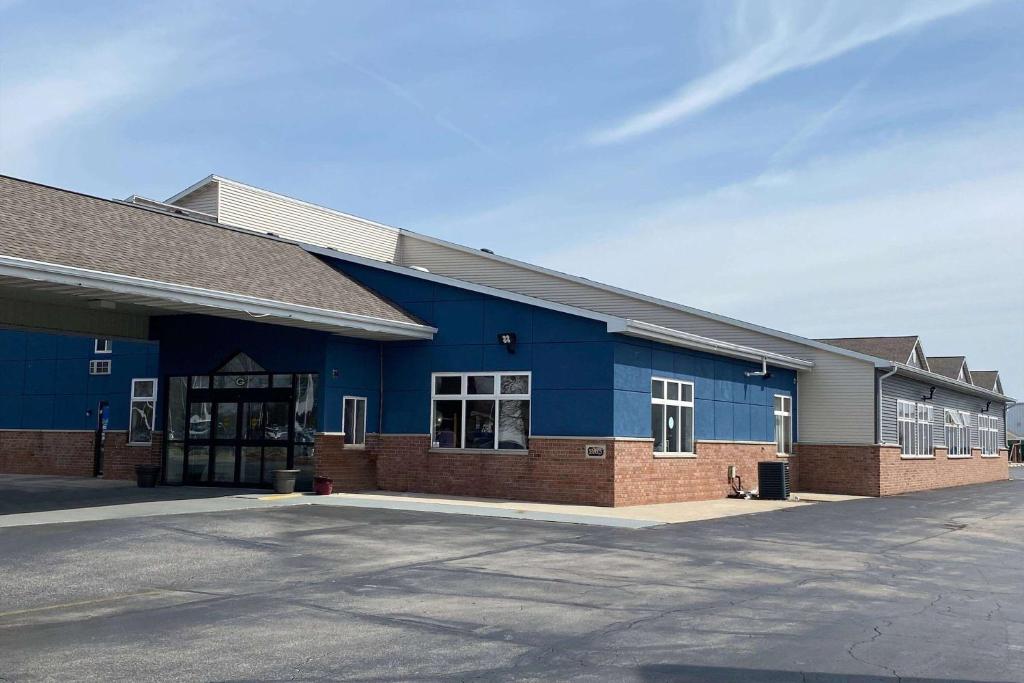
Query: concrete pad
xmin=273 ymin=490 xmax=855 ymax=527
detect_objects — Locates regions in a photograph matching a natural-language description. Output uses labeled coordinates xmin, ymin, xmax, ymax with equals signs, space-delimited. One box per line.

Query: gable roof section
xmin=971 ymin=370 xmax=1002 ymax=393
xmin=0 ymin=176 xmax=432 ymax=339
xmin=927 ymin=356 xmax=969 ymax=381
xmin=817 ymin=336 xmax=924 ymax=366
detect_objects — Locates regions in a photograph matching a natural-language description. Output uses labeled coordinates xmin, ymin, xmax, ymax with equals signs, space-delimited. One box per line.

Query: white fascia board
xmin=164 ymin=174 xmax=218 ymax=204
xmin=609 ymin=319 xmax=814 ymax=370
xmin=302 ymin=243 xmax=624 ymax=326
xmin=888 ymin=362 xmax=1013 ymax=402
xmin=0 ymin=255 xmax=436 ymax=340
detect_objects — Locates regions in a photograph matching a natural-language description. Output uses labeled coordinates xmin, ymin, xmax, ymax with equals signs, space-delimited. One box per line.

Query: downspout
xmin=876 ymin=364 xmax=899 ymax=445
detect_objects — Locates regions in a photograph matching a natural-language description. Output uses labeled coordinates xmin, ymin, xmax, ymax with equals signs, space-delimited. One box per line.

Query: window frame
xmin=774 ymin=394 xmax=793 ymax=456
xmin=651 ymin=377 xmax=695 ymax=457
xmin=429 ymin=371 xmax=531 ymax=451
xmin=897 ymin=399 xmax=934 ymax=458
xmin=94 ymin=338 xmax=112 ymax=354
xmin=342 ymin=396 xmax=368 ymax=447
xmin=88 ymin=359 xmax=111 ymax=375
xmin=979 ymin=414 xmax=1000 ymax=456
xmin=128 ymin=377 xmax=158 ymax=445
xmin=944 ymin=409 xmax=972 ymax=458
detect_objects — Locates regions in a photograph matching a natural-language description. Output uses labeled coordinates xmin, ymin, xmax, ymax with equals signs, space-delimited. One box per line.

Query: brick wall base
xmin=0 ymin=430 xmax=162 ymax=480
xmin=793 ymin=444 xmax=1009 ymax=496
xmin=314 ymin=433 xmax=376 ymax=491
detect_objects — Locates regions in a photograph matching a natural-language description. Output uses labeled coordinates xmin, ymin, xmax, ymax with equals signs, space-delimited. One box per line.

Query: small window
xmin=774 ymin=395 xmax=793 ymax=455
xmin=343 ymin=396 xmax=368 ymax=446
xmin=94 ymin=338 xmax=112 ymax=354
xmin=89 ymin=359 xmax=111 ymax=375
xmin=651 ymin=378 xmax=695 ymax=455
xmin=129 ymin=378 xmax=158 ymax=444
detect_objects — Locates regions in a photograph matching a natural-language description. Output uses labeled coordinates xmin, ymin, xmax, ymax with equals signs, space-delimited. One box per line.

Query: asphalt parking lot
xmin=1 ymin=475 xmax=1021 ymax=682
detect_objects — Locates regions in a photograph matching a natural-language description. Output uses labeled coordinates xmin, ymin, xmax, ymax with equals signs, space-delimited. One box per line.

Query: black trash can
xmin=135 ymin=464 xmax=161 ymax=488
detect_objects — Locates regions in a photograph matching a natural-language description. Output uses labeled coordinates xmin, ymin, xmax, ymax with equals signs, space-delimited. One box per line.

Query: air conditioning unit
xmin=758 ymin=461 xmax=790 ymax=500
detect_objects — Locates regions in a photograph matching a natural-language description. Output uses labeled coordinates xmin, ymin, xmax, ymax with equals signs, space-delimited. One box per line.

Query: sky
xmin=1 ymin=0 xmax=1022 ymax=394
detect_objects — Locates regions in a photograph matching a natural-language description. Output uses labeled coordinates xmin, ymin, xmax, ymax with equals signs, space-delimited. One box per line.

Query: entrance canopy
xmin=0 ymin=176 xmax=435 ymax=342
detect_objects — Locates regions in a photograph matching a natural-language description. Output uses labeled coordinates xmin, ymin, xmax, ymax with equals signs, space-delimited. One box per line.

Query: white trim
xmin=342 ymin=396 xmax=368 ymax=446
xmin=88 ymin=359 xmax=111 ymax=375
xmin=94 ymin=338 xmax=112 ymax=354
xmin=164 ymin=174 xmax=218 ymax=205
xmin=608 ymin=319 xmax=813 ymax=370
xmin=889 ymin=363 xmax=1012 ymax=402
xmin=773 ymin=394 xmax=793 ymax=455
xmin=651 ymin=377 xmax=695 ymax=456
xmin=430 ymin=371 xmax=531 ymax=451
xmin=900 ymin=454 xmax=936 ymax=460
xmin=0 ymin=254 xmax=437 ymax=340
xmin=300 ymin=245 xmax=815 ymax=368
xmin=696 ymin=439 xmax=777 ymax=445
xmin=128 ymin=377 xmax=157 ymax=445
xmin=896 ymin=399 xmax=934 ymax=457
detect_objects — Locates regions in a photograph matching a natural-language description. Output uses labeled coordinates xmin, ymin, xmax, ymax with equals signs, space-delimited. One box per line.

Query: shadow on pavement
xmin=0 ymin=474 xmax=265 ymax=515
xmin=640 ymin=664 xmax=1006 ymax=682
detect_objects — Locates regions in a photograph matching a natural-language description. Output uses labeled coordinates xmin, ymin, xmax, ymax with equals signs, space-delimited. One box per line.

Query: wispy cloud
xmin=588 ymin=0 xmax=990 ymax=146
xmin=0 ymin=10 xmax=229 ymax=174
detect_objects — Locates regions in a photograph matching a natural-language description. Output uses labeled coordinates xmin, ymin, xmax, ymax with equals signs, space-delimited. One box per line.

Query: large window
xmin=897 ymin=399 xmax=933 ymax=457
xmin=343 ymin=396 xmax=367 ymax=446
xmin=651 ymin=378 xmax=694 ymax=456
xmin=979 ymin=415 xmax=999 ymax=455
xmin=945 ymin=409 xmax=971 ymax=457
xmin=129 ymin=378 xmax=157 ymax=444
xmin=431 ymin=372 xmax=530 ymax=450
xmin=774 ymin=395 xmax=793 ymax=455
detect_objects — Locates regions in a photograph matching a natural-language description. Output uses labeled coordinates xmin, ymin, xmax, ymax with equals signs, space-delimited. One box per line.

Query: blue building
xmin=0 ymin=176 xmax=809 ymax=504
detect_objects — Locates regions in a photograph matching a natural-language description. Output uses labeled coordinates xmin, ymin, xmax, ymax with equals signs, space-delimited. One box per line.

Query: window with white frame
xmin=129 ymin=378 xmax=157 ymax=444
xmin=651 ymin=378 xmax=694 ymax=455
xmin=944 ymin=409 xmax=971 ymax=456
xmin=94 ymin=338 xmax=112 ymax=354
xmin=343 ymin=396 xmax=367 ymax=446
xmin=774 ymin=395 xmax=793 ymax=455
xmin=88 ymin=359 xmax=111 ymax=375
xmin=979 ymin=414 xmax=999 ymax=455
xmin=431 ymin=372 xmax=530 ymax=450
xmin=897 ymin=399 xmax=933 ymax=456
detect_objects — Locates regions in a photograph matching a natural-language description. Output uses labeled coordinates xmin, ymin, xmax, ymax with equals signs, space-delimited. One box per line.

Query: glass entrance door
xmin=162 ymin=353 xmax=319 ymax=488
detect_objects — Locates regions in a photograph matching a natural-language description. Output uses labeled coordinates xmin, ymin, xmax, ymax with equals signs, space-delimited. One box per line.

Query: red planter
xmin=313 ymin=476 xmax=333 ymax=495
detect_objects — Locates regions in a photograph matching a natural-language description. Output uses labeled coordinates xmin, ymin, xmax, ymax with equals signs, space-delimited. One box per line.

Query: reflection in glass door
xmin=162 ymin=358 xmax=319 ymax=488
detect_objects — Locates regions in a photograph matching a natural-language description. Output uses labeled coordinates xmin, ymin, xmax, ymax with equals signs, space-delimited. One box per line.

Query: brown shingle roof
xmin=0 ymin=175 xmax=420 ymax=326
xmin=816 ymin=336 xmax=920 ymax=364
xmin=926 ymin=356 xmax=967 ymax=379
xmin=971 ymin=370 xmax=1000 ymax=391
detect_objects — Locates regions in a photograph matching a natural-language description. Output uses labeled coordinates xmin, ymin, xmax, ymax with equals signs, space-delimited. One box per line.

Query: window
xmin=431 ymin=372 xmax=530 ymax=450
xmin=774 ymin=395 xmax=793 ymax=455
xmin=343 ymin=396 xmax=367 ymax=446
xmin=651 ymin=378 xmax=694 ymax=455
xmin=979 ymin=415 xmax=999 ymax=455
xmin=88 ymin=359 xmax=111 ymax=375
xmin=897 ymin=399 xmax=933 ymax=457
xmin=129 ymin=378 xmax=157 ymax=444
xmin=944 ymin=409 xmax=971 ymax=456
xmin=94 ymin=338 xmax=112 ymax=354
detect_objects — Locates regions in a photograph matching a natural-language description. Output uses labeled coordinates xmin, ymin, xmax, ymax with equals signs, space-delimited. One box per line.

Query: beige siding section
xmin=173 ymin=183 xmax=219 ymax=218
xmin=216 ymin=182 xmax=399 ymax=262
xmin=398 ymin=235 xmax=877 ymax=444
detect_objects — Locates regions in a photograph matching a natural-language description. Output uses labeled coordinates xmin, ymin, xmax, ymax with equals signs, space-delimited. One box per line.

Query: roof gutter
xmin=0 ymin=254 xmax=437 ymax=340
xmin=608 ymin=319 xmax=814 ymax=371
xmin=886 ymin=361 xmax=1014 ymax=403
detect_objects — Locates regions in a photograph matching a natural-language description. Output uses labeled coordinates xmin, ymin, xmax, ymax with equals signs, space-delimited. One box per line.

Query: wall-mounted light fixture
xmin=981 ymin=401 xmax=991 ymax=413
xmin=497 ymin=332 xmax=517 ymax=354
xmin=921 ymin=386 xmax=936 ymax=402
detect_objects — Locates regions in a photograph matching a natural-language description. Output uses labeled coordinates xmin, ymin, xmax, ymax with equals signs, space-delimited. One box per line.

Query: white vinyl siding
xmin=172 ymin=183 xmax=219 ymax=217
xmin=215 ymin=181 xmax=399 ymax=262
xmin=896 ymin=399 xmax=933 ymax=457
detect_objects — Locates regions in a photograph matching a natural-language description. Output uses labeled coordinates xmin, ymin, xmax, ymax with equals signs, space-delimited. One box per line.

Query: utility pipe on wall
xmin=876 ymin=365 xmax=899 ymax=445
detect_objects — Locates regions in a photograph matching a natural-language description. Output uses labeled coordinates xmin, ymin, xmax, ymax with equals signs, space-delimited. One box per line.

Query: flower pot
xmin=313 ymin=476 xmax=333 ymax=496
xmin=135 ymin=464 xmax=160 ymax=488
xmin=272 ymin=469 xmax=301 ymax=494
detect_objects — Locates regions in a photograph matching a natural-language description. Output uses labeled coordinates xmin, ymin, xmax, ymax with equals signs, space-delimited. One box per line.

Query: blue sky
xmin=1 ymin=0 xmax=1022 ymax=393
